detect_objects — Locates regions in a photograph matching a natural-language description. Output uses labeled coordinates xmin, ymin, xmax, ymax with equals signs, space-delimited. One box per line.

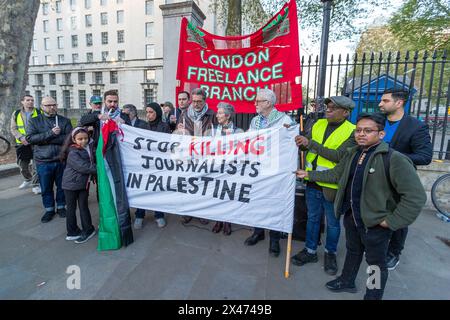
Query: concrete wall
xmin=417 ymin=161 xmax=450 ymax=209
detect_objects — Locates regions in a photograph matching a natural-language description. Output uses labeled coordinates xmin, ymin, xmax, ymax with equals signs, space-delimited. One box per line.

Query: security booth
xmin=343 ymin=74 xmax=417 ymax=124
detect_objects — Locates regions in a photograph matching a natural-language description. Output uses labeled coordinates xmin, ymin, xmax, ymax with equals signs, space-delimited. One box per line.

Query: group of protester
xmin=10 ymin=86 xmax=431 ymax=300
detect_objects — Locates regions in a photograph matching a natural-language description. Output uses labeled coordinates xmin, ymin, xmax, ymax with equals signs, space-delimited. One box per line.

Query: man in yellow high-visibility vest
xmin=10 ymin=94 xmax=41 ymax=190
xmin=292 ymin=96 xmax=355 ymax=276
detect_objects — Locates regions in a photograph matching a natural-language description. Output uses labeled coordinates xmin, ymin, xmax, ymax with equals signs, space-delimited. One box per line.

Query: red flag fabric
xmin=176 ymin=0 xmax=302 ymax=113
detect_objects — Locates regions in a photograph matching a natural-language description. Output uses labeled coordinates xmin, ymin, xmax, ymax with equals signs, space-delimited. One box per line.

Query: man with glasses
xmin=291 ymin=96 xmax=355 ymax=275
xmin=26 ymin=97 xmax=73 ymax=223
xmin=295 ymin=113 xmax=426 ymax=300
xmin=243 ymin=88 xmax=295 ymax=258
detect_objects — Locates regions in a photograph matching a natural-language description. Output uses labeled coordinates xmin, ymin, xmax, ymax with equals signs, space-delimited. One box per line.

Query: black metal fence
xmin=235 ymin=50 xmax=450 ymax=160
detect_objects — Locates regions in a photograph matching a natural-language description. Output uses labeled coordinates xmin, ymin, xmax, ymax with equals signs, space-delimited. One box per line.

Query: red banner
xmin=176 ymin=0 xmax=302 ymax=113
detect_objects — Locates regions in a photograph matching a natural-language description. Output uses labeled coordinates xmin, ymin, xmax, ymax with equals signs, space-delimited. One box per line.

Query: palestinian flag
xmin=96 ymin=120 xmax=133 ymax=250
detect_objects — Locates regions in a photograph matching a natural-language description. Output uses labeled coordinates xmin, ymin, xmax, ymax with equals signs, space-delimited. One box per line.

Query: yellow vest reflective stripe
xmin=305 ymin=119 xmax=355 ymax=189
xmin=15 ymin=109 xmax=40 ymax=144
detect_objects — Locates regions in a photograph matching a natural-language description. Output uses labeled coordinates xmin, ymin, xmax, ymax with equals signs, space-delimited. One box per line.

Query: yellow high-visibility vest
xmin=305 ymin=119 xmax=355 ymax=189
xmin=15 ymin=108 xmax=40 ymax=144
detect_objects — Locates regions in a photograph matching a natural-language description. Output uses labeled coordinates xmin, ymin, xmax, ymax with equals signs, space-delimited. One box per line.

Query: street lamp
xmin=317 ymin=0 xmax=333 ymax=111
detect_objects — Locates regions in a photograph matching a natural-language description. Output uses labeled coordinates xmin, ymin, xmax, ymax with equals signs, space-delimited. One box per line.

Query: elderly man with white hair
xmin=244 ymin=88 xmax=295 ymax=257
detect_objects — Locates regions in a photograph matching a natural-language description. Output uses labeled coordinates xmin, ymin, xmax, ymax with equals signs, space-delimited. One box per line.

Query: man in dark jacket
xmin=26 ymin=97 xmax=73 ymax=223
xmin=378 ymin=88 xmax=432 ymax=270
xmin=176 ymin=88 xmax=217 ymax=136
xmin=122 ymin=104 xmax=148 ymax=129
xmin=296 ymin=113 xmax=426 ymax=300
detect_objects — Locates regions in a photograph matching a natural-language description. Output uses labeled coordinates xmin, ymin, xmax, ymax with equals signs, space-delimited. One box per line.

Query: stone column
xmin=160 ymin=1 xmax=206 ymax=103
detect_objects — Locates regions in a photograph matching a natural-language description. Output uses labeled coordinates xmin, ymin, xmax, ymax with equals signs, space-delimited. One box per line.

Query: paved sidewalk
xmin=0 ymin=174 xmax=449 ymax=300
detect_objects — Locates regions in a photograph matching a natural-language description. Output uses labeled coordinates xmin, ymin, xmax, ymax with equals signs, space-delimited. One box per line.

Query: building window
xmin=101 ymin=32 xmax=108 ymax=45
xmin=145 ymin=22 xmax=153 ymax=38
xmin=86 ymin=52 xmax=93 ymax=62
xmin=56 ymin=1 xmax=62 ymax=13
xmin=86 ymin=33 xmax=93 ymax=46
xmin=85 ymin=14 xmax=92 ymax=27
xmin=101 ymin=51 xmax=109 ymax=62
xmin=117 ymin=50 xmax=125 ymax=61
xmin=72 ymin=54 xmax=79 ymax=63
xmin=78 ymin=72 xmax=86 ymax=84
xmin=44 ymin=38 xmax=50 ymax=50
xmin=43 ymin=20 xmax=49 ymax=32
xmin=71 ymin=16 xmax=77 ymax=30
xmin=58 ymin=54 xmax=64 ymax=64
xmin=57 ymin=36 xmax=64 ymax=49
xmin=45 ymin=55 xmax=52 ymax=65
xmin=32 ymin=57 xmax=39 ymax=66
xmin=32 ymin=39 xmax=37 ymax=51
xmin=110 ymin=71 xmax=118 ymax=84
xmin=100 ymin=0 xmax=107 ymax=5
xmin=145 ymin=0 xmax=154 ymax=15
xmin=145 ymin=69 xmax=156 ymax=82
xmin=94 ymin=72 xmax=103 ymax=84
xmin=101 ymin=12 xmax=108 ymax=25
xmin=117 ymin=30 xmax=124 ymax=43
xmin=93 ymin=89 xmax=101 ymax=97
xmin=63 ymin=90 xmax=71 ymax=109
xmin=35 ymin=91 xmax=43 ymax=108
xmin=57 ymin=18 xmax=63 ymax=31
xmin=50 ymin=90 xmax=57 ymax=102
xmin=36 ymin=74 xmax=44 ymax=85
xmin=117 ymin=0 xmax=123 ymax=4
xmin=70 ymin=0 xmax=77 ymax=11
xmin=144 ymin=88 xmax=156 ymax=104
xmin=72 ymin=35 xmax=78 ymax=48
xmin=146 ymin=44 xmax=155 ymax=59
xmin=64 ymin=73 xmax=72 ymax=85
xmin=79 ymin=90 xmax=87 ymax=108
xmin=85 ymin=0 xmax=91 ymax=9
xmin=49 ymin=73 xmax=56 ymax=85
xmin=117 ymin=10 xmax=124 ymax=24
xmin=42 ymin=3 xmax=49 ymax=15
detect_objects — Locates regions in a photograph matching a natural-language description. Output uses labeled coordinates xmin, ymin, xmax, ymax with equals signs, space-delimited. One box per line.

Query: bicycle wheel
xmin=431 ymin=173 xmax=450 ymax=218
xmin=0 ymin=136 xmax=11 ymax=156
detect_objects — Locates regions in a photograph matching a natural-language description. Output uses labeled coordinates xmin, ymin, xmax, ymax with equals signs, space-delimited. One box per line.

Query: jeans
xmin=135 ymin=208 xmax=164 ymax=219
xmin=64 ymin=189 xmax=94 ymax=236
xmin=305 ymin=186 xmax=340 ymax=253
xmin=388 ymin=227 xmax=408 ymax=256
xmin=36 ymin=162 xmax=65 ymax=211
xmin=340 ymin=213 xmax=392 ymax=300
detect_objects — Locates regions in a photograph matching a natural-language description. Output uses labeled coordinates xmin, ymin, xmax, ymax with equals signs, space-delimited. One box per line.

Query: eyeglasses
xmin=326 ymin=105 xmax=343 ymax=112
xmin=355 ymin=128 xmax=380 ymax=135
xmin=43 ymin=104 xmax=57 ymax=107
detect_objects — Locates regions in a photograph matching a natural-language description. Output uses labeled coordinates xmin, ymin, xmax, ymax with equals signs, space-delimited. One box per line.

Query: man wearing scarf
xmin=177 ymin=88 xmax=217 ymax=136
xmin=244 ymin=88 xmax=295 ymax=257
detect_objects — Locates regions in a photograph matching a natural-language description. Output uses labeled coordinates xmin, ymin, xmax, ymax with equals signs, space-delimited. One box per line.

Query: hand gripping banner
xmin=176 ymin=0 xmax=302 ymax=113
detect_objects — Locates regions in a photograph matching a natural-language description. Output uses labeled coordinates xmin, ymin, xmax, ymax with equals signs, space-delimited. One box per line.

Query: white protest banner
xmin=118 ymin=124 xmax=299 ymax=233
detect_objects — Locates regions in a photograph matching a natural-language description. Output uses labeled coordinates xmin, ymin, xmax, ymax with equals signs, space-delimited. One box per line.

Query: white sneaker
xmin=156 ymin=218 xmax=166 ymax=228
xmin=134 ymin=218 xmax=144 ymax=229
xmin=18 ymin=181 xmax=32 ymax=189
xmin=65 ymin=235 xmax=81 ymax=241
xmin=32 ymin=186 xmax=41 ymax=194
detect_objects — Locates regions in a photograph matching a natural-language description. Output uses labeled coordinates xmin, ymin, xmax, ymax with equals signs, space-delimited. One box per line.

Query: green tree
xmin=0 ymin=0 xmax=41 ymax=140
xmin=389 ymin=0 xmax=450 ymax=51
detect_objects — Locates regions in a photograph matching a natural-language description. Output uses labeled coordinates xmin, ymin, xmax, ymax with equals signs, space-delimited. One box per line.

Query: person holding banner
xmin=205 ymin=102 xmax=244 ymax=235
xmin=295 ymin=113 xmax=426 ymax=300
xmin=133 ymin=102 xmax=172 ymax=229
xmin=292 ymin=96 xmax=355 ymax=275
xmin=244 ymin=88 xmax=295 ymax=257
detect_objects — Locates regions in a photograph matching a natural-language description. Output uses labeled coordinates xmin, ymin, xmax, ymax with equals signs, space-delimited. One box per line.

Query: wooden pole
xmin=284 ymin=233 xmax=293 ymax=278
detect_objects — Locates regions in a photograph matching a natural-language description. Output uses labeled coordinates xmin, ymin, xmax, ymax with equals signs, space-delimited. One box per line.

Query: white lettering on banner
xmin=117 ymin=124 xmax=299 ymax=233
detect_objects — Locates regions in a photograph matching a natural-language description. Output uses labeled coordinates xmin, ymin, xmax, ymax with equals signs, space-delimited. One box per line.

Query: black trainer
xmin=386 ymin=252 xmax=400 ymax=270
xmin=325 ymin=277 xmax=357 ymax=293
xmin=244 ymin=233 xmax=265 ymax=246
xmin=291 ymin=248 xmax=318 ymax=266
xmin=269 ymin=240 xmax=280 ymax=257
xmin=324 ymin=252 xmax=338 ymax=275
xmin=75 ymin=229 xmax=96 ymax=244
xmin=57 ymin=208 xmax=66 ymax=218
xmin=41 ymin=211 xmax=56 ymax=223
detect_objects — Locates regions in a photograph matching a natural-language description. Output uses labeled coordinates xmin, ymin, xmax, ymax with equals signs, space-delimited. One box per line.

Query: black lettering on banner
xmin=249 ymin=162 xmax=260 ymax=177
xmin=164 ymin=159 xmax=175 ymax=170
xmin=240 ymin=160 xmax=251 ymax=176
xmin=220 ymin=180 xmax=236 ymax=200
xmin=155 ymin=157 xmax=164 ymax=170
xmin=176 ymin=160 xmax=184 ymax=172
xmin=226 ymin=160 xmax=237 ymax=175
xmin=146 ymin=139 xmax=157 ymax=150
xmin=141 ymin=155 xmax=153 ymax=169
xmin=145 ymin=175 xmax=157 ymax=190
xmin=209 ymin=159 xmax=219 ymax=173
xmin=200 ymin=177 xmax=214 ymax=195
xmin=133 ymin=137 xmax=144 ymax=150
xmin=239 ymin=184 xmax=252 ymax=203
xmin=154 ymin=176 xmax=165 ymax=191
xmin=158 ymin=141 xmax=170 ymax=153
xmin=127 ymin=173 xmax=143 ymax=188
xmin=198 ymin=160 xmax=208 ymax=173
xmin=170 ymin=142 xmax=181 ymax=153
xmin=166 ymin=176 xmax=177 ymax=192
xmin=187 ymin=177 xmax=199 ymax=194
xmin=213 ymin=179 xmax=221 ymax=198
xmin=177 ymin=177 xmax=188 ymax=193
